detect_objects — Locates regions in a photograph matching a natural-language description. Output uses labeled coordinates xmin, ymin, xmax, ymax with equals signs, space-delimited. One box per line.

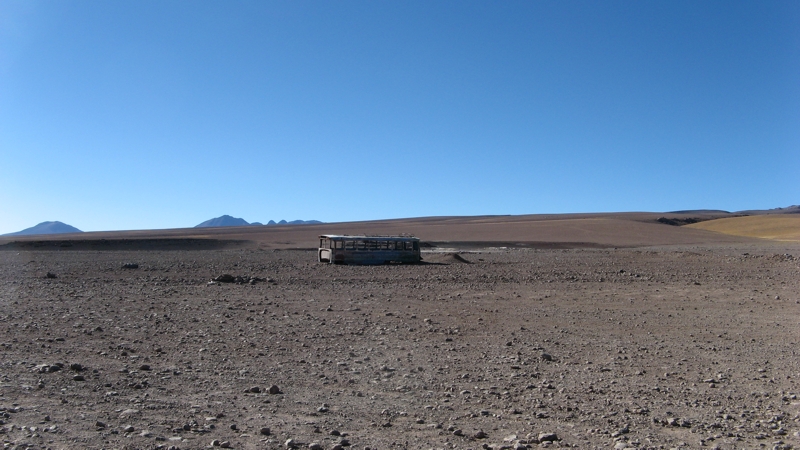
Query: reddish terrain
xmin=1 ymin=213 xmax=799 ymax=450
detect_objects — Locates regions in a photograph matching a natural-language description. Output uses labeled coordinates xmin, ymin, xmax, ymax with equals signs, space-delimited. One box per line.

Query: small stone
xmin=122 ymin=263 xmax=139 ymax=269
xmin=541 ymin=353 xmax=553 ymax=361
xmin=95 ymin=421 xmax=106 ymax=428
xmin=453 ymin=429 xmax=463 ymax=436
xmin=248 ymin=386 xmax=261 ymax=393
xmin=309 ymin=443 xmax=323 ymax=450
xmin=230 ymin=424 xmax=237 ymax=430
xmin=285 ymin=438 xmax=296 ymax=448
xmin=329 ymin=430 xmax=341 ymax=436
xmin=260 ymin=427 xmax=271 ymax=435
xmin=211 ymin=439 xmax=221 ymax=447
xmin=123 ymin=425 xmax=135 ymax=433
xmin=73 ymin=375 xmax=85 ymax=381
xmin=538 ymin=432 xmax=558 ymax=442
xmin=474 ymin=431 xmax=487 ymax=439
xmin=269 ymin=385 xmax=281 ymax=394
xmin=139 ymin=364 xmax=151 ymax=371
xmin=46 ymin=272 xmax=57 ymax=279
xmin=69 ymin=363 xmax=84 ymax=371
xmin=220 ymin=442 xmax=232 ymax=448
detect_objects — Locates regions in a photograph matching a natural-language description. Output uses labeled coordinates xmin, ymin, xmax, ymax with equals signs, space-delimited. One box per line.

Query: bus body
xmin=318 ymin=235 xmax=421 ymax=265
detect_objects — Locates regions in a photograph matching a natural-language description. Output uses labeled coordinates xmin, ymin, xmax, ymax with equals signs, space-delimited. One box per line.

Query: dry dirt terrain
xmin=1 ymin=215 xmax=799 ymax=450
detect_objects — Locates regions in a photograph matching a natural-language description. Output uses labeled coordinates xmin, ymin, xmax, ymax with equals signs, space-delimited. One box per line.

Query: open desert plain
xmin=1 ymin=212 xmax=799 ymax=450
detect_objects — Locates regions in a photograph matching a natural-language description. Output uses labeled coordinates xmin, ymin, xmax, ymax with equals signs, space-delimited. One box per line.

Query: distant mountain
xmin=266 ymin=219 xmax=322 ymax=226
xmin=736 ymin=205 xmax=800 ymax=215
xmin=195 ymin=216 xmax=322 ymax=228
xmin=3 ymin=221 xmax=83 ymax=236
xmin=668 ymin=209 xmax=731 ymax=215
xmin=195 ymin=215 xmax=250 ymax=228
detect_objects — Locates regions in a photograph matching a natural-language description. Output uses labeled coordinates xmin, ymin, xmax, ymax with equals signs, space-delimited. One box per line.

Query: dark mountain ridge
xmin=3 ymin=221 xmax=83 ymax=236
xmin=195 ymin=215 xmax=322 ymax=228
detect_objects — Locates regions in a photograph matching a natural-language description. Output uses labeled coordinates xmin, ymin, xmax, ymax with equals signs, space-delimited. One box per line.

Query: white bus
xmin=318 ymin=235 xmax=421 ymax=265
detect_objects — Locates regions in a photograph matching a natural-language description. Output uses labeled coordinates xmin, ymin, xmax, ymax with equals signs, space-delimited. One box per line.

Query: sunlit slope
xmin=686 ymin=216 xmax=800 ymax=241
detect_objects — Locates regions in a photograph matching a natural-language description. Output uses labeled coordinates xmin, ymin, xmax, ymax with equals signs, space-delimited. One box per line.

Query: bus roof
xmin=320 ymin=235 xmax=418 ymax=241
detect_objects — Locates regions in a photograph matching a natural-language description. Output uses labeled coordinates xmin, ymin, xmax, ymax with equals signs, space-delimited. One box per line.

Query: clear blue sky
xmin=1 ymin=1 xmax=798 ymax=234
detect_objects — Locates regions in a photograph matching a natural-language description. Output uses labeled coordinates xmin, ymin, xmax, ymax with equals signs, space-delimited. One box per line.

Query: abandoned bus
xmin=318 ymin=235 xmax=421 ymax=265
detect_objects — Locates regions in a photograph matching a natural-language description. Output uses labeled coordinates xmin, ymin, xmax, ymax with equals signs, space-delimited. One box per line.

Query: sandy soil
xmin=1 ymin=239 xmax=799 ymax=450
xmin=686 ymin=216 xmax=800 ymax=242
xmin=0 ymin=212 xmax=761 ymax=253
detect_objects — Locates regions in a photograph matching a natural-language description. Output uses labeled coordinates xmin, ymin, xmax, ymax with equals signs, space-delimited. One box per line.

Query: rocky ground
xmin=1 ymin=244 xmax=799 ymax=450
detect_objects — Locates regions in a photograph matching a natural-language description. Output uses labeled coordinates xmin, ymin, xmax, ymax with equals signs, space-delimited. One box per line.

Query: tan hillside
xmin=686 ymin=215 xmax=800 ymax=241
xmin=0 ymin=212 xmax=755 ymax=250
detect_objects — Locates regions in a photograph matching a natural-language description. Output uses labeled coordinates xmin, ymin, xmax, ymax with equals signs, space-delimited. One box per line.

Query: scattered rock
xmin=269 ymin=384 xmax=281 ymax=394
xmin=212 ymin=274 xmax=265 ymax=284
xmin=36 ymin=363 xmax=63 ymax=373
xmin=121 ymin=263 xmax=139 ymax=269
xmin=538 ymin=432 xmax=558 ymax=442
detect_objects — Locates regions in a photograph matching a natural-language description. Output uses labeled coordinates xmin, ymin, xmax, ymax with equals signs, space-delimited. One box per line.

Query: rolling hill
xmin=3 ymin=221 xmax=82 ymax=236
xmin=686 ymin=215 xmax=800 ymax=241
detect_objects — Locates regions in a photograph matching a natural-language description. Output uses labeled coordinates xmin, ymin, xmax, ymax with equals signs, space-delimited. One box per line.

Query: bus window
xmin=335 ymin=240 xmax=343 ymax=249
xmin=357 ymin=240 xmax=365 ymax=250
xmin=345 ymin=240 xmax=355 ymax=250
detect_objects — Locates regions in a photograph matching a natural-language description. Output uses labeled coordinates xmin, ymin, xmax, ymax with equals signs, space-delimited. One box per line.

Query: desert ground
xmin=1 ymin=213 xmax=799 ymax=450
